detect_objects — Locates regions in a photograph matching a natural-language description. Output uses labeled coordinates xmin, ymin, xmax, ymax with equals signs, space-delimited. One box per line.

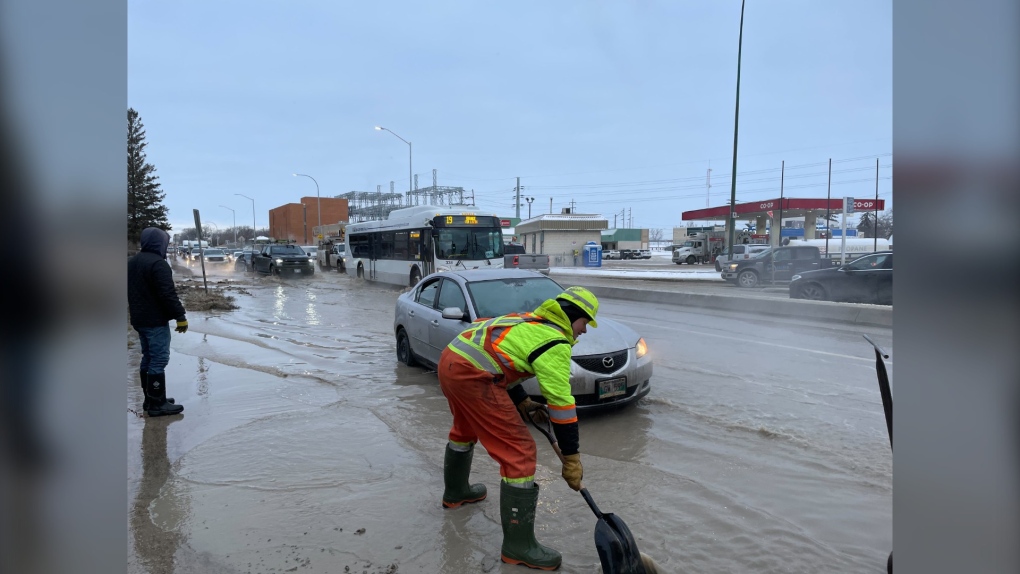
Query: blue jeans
xmin=135 ymin=325 xmax=171 ymax=375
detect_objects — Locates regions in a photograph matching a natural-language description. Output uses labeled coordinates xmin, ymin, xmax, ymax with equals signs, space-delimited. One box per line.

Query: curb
xmin=579 ymin=284 xmax=893 ymax=328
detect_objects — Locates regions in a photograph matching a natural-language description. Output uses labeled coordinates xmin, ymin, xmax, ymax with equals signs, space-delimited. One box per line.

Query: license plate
xmin=597 ymin=377 xmax=627 ymax=399
xmin=293 ymin=269 xmax=301 ymax=273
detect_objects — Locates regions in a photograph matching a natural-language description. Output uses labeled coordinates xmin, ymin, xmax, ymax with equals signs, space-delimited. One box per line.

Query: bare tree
xmin=649 ymin=228 xmax=664 ymax=243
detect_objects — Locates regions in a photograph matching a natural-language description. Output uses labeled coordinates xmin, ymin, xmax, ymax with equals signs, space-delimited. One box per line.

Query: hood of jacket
xmin=532 ymin=298 xmax=576 ymax=345
xmin=140 ymin=227 xmax=170 ymax=258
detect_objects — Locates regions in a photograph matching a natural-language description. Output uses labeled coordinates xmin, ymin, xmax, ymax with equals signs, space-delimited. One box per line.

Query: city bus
xmin=345 ymin=205 xmax=506 ymax=287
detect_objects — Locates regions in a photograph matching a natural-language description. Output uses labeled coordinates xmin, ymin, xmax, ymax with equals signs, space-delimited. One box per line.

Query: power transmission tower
xmin=569 ymin=198 xmax=576 ymax=213
xmin=515 ymin=177 xmax=521 ymax=218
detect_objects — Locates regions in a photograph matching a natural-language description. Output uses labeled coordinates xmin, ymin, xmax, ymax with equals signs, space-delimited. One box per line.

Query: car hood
xmin=571 ymin=317 xmax=640 ymax=355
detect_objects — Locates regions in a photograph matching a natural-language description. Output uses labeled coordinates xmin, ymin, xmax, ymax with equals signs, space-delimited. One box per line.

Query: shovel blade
xmin=593 ymin=513 xmax=647 ymax=574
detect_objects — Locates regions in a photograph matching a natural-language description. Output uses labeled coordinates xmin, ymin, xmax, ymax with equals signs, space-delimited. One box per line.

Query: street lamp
xmin=207 ymin=221 xmax=219 ymax=246
xmin=525 ymin=197 xmax=535 ymax=219
xmin=374 ymin=126 xmax=412 ymax=195
xmin=292 ymin=173 xmax=320 ymax=244
xmin=235 ymin=193 xmax=256 ymax=244
xmin=219 ymin=205 xmax=237 ymax=245
xmin=726 ymin=0 xmax=747 ymax=255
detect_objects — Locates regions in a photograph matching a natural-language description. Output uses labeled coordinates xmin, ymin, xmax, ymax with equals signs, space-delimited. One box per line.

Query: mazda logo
xmin=602 ymin=356 xmax=615 ymax=369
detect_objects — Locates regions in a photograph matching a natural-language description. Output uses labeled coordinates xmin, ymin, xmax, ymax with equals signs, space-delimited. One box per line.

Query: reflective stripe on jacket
xmin=446 ymin=298 xmax=578 ymax=423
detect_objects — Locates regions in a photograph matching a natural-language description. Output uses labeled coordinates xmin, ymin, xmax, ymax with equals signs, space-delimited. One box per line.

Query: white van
xmin=714 ymin=244 xmax=771 ymax=271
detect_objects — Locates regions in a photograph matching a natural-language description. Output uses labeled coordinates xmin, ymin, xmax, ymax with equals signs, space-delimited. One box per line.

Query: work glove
xmin=516 ymin=398 xmax=549 ymax=426
xmin=561 ymin=453 xmax=583 ymax=491
xmin=175 ymin=319 xmax=188 ymax=333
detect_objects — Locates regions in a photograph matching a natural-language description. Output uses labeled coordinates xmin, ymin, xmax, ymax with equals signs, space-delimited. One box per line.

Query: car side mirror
xmin=441 ymin=307 xmax=468 ymax=321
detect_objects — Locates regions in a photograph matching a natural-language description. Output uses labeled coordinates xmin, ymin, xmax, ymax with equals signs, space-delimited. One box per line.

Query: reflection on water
xmin=131 ymin=417 xmax=185 ymax=574
xmin=196 ymin=357 xmax=209 ymax=397
xmin=273 ymin=285 xmax=289 ymax=321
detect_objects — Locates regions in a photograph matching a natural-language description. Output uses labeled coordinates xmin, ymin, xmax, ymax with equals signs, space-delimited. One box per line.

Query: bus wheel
xmin=409 ymin=267 xmax=421 ymax=287
xmin=357 ymin=264 xmax=364 ymax=278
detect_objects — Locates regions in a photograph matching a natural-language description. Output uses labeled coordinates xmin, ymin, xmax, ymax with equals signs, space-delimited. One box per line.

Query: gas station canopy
xmin=683 ymin=198 xmax=886 ymax=221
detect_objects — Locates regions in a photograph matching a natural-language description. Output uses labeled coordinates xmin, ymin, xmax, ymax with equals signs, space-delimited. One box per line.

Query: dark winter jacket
xmin=128 ymin=228 xmax=187 ymax=328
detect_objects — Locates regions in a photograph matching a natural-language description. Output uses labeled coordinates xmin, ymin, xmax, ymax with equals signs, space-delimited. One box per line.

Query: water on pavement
xmin=129 ymin=264 xmax=892 ymax=573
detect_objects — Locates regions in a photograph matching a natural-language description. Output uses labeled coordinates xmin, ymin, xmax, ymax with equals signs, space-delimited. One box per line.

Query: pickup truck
xmin=253 ymin=244 xmax=316 ymax=276
xmin=317 ymin=242 xmax=347 ymax=272
xmin=721 ymin=245 xmax=835 ymax=288
xmin=504 ymin=253 xmax=550 ymax=275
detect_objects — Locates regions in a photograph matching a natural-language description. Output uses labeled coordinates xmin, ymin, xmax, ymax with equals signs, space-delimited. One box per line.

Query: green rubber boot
xmin=500 ymin=482 xmax=562 ymax=570
xmin=441 ymin=443 xmax=487 ymax=508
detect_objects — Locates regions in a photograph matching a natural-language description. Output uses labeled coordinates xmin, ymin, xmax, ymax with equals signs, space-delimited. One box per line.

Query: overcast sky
xmin=128 ymin=0 xmax=891 ymax=233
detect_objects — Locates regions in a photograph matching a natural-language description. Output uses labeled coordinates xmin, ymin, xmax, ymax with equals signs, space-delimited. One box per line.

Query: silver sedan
xmin=393 ymin=269 xmax=652 ymax=411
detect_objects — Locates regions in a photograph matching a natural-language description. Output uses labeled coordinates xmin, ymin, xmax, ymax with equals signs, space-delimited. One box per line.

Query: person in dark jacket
xmin=129 ymin=227 xmax=186 ymax=417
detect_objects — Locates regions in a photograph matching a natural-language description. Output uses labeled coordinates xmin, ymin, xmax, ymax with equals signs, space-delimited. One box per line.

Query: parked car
xmin=252 ymin=244 xmax=315 ymax=276
xmin=393 ymin=269 xmax=652 ymax=411
xmin=790 ymin=251 xmax=893 ymax=305
xmin=619 ymin=249 xmax=638 ymax=260
xmin=504 ymin=243 xmax=526 ymax=255
xmin=503 ymin=253 xmax=550 ymax=275
xmin=714 ymin=244 xmax=771 ymax=271
xmin=637 ymin=249 xmax=652 ymax=259
xmin=603 ymin=249 xmax=620 ymax=260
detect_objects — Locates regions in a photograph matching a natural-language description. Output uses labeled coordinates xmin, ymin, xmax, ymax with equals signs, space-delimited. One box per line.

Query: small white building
xmin=515 ymin=213 xmax=609 ymax=267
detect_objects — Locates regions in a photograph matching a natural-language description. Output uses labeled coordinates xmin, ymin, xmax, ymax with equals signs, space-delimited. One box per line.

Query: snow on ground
xmin=549 ymin=266 xmax=723 ymax=281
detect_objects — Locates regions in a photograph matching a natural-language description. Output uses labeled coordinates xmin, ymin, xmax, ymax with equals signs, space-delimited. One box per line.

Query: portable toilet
xmin=582 ymin=241 xmax=602 ymax=268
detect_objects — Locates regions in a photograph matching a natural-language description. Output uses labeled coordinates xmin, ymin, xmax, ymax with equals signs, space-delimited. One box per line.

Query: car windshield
xmin=204 ymin=249 xmax=224 ymax=256
xmin=466 ymin=277 xmax=565 ymax=318
xmin=751 ymin=248 xmax=772 ymax=258
xmin=435 ymin=228 xmax=505 ymax=260
xmin=269 ymin=245 xmax=305 ymax=255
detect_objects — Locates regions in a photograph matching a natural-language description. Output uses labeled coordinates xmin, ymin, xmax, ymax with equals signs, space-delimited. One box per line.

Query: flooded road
xmin=129 ymin=267 xmax=892 ymax=573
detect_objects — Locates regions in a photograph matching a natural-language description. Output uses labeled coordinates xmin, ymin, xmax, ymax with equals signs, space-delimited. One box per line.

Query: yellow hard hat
xmin=556 ymin=286 xmax=599 ymax=328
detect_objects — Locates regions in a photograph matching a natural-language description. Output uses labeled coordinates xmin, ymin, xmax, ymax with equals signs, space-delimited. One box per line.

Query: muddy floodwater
xmin=128 ymin=264 xmax=892 ymax=573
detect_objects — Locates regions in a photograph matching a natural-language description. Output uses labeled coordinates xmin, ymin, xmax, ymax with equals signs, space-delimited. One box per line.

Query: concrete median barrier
xmin=583 ymin=284 xmax=892 ymax=327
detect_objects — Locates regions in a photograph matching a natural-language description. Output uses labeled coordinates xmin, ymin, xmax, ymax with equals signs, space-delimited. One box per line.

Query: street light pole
xmin=235 ymin=193 xmax=256 ymax=244
xmin=726 ymin=0 xmax=746 ymax=255
xmin=375 ymin=126 xmax=412 ymax=195
xmin=525 ymin=197 xmax=535 ymax=219
xmin=219 ymin=205 xmax=237 ymax=245
xmin=293 ymin=173 xmax=321 ymax=243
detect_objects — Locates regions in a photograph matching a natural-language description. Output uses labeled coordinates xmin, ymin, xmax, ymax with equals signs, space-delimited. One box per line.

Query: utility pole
xmin=825 ymin=158 xmax=832 ymax=257
xmin=874 ymin=158 xmax=880 ymax=251
xmin=515 ymin=177 xmax=521 ymax=219
xmin=726 ymin=0 xmax=746 ymax=253
xmin=706 ymin=162 xmax=712 ymax=208
xmin=549 ymin=198 xmax=553 ymax=214
xmin=777 ymin=160 xmax=784 ymax=246
xmin=569 ymin=198 xmax=576 ymax=213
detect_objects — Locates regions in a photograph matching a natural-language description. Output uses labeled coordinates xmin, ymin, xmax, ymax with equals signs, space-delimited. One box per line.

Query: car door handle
xmin=431 ymin=320 xmax=439 ymax=326
xmin=408 ymin=310 xmax=415 ymax=317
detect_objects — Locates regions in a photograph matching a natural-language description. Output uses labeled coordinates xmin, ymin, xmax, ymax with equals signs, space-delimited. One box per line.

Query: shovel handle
xmin=526 ymin=409 xmax=588 ymax=492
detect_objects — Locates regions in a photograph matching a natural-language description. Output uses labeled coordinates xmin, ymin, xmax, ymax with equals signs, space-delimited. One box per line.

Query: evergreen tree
xmin=128 ymin=108 xmax=170 ymax=244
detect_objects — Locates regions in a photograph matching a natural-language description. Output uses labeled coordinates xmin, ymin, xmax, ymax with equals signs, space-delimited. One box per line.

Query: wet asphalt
xmin=129 ymin=263 xmax=892 ymax=573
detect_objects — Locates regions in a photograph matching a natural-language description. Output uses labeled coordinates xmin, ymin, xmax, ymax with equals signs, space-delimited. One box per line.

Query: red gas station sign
xmin=500 ymin=219 xmax=512 ymax=227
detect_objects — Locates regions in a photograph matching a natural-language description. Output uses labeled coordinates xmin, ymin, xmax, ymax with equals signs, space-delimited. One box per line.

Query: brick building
xmin=269 ymin=197 xmax=349 ymax=244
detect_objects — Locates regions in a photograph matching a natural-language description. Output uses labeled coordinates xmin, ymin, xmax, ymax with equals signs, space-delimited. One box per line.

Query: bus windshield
xmin=435 ymin=228 xmax=505 ymax=260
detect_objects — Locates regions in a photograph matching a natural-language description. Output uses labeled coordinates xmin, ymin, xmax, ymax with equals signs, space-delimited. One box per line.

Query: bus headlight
xmin=635 ymin=338 xmax=648 ymax=358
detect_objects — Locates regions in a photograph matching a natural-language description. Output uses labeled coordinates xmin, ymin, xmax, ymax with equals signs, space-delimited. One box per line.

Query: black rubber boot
xmin=140 ymin=370 xmax=173 ymax=411
xmin=500 ymin=482 xmax=562 ymax=570
xmin=442 ymin=443 xmax=487 ymax=508
xmin=145 ymin=373 xmax=183 ymax=417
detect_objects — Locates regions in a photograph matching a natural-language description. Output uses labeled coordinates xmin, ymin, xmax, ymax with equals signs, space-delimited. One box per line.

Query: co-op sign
xmin=733 ymin=198 xmax=882 ymax=217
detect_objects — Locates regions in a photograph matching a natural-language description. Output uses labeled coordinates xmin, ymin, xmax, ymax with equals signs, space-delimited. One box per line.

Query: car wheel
xmin=737 ymin=269 xmax=759 ymax=288
xmin=396 ymin=328 xmax=417 ymax=367
xmin=270 ymin=265 xmax=279 ymax=276
xmin=799 ymin=283 xmax=827 ymax=300
xmin=686 ymin=255 xmax=697 ymax=265
xmin=715 ymin=262 xmax=722 ymax=272
xmin=357 ymin=264 xmax=364 ymax=278
xmin=409 ymin=267 xmax=421 ymax=287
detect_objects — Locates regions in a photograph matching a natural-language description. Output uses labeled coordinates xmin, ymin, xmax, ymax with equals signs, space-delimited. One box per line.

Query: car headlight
xmin=635 ymin=337 xmax=648 ymax=358
xmin=274 ymin=258 xmax=283 ymax=264
xmin=728 ymin=263 xmax=739 ymax=270
xmin=791 ymin=274 xmax=802 ymax=281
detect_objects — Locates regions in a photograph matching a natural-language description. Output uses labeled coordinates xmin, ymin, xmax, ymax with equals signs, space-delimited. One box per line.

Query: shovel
xmin=525 ymin=409 xmax=659 ymax=574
